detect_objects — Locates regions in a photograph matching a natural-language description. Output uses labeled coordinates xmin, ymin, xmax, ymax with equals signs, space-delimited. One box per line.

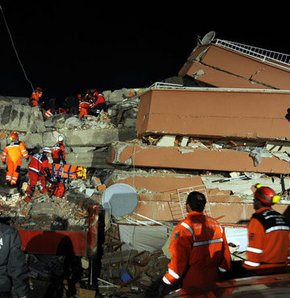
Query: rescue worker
xmin=30 ymin=86 xmax=43 ymax=107
xmin=1 ymin=132 xmax=29 ymax=187
xmin=89 ymin=92 xmax=106 ymax=116
xmin=78 ymin=96 xmax=90 ymax=118
xmin=25 ymin=147 xmax=52 ymax=202
xmin=159 ymin=191 xmax=231 ymax=297
xmin=242 ymin=184 xmax=290 ymax=275
xmin=52 ymin=135 xmax=66 ymax=165
xmin=0 ymin=222 xmax=29 ymax=297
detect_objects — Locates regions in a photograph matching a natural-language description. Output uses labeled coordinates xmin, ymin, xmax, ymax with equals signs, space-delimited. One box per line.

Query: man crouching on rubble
xmin=0 ymin=222 xmax=29 ymax=297
xmin=158 ymin=191 xmax=231 ymax=297
xmin=25 ymin=147 xmax=52 ymax=202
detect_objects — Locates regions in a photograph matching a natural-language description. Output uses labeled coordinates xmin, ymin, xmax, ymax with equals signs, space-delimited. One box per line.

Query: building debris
xmin=0 ymin=32 xmax=289 ymax=296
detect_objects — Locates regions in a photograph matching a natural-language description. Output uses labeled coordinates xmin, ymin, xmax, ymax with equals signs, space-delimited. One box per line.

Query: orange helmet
xmin=10 ymin=132 xmax=19 ymax=141
xmin=254 ymin=184 xmax=280 ymax=206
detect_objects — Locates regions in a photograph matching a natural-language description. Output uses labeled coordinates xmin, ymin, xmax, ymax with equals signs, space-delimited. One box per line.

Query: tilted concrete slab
xmin=181 ymin=61 xmax=268 ymax=89
xmin=108 ymin=142 xmax=290 ymax=174
xmin=178 ymin=44 xmax=290 ymax=89
xmin=136 ymin=88 xmax=290 ymax=140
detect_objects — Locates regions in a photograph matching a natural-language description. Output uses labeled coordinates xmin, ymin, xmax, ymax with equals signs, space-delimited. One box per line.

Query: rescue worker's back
xmin=159 ymin=191 xmax=231 ymax=297
xmin=165 ymin=211 xmax=231 ymax=289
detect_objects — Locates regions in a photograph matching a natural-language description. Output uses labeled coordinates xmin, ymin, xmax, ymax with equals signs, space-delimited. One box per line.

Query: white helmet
xmin=43 ymin=147 xmax=51 ymax=154
xmin=57 ymin=135 xmax=64 ymax=142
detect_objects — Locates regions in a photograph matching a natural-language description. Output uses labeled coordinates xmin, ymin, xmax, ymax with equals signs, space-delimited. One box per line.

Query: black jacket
xmin=0 ymin=223 xmax=29 ymax=296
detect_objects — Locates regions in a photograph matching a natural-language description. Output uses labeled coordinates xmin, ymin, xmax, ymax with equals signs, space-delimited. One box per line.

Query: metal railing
xmin=214 ymin=39 xmax=290 ymax=68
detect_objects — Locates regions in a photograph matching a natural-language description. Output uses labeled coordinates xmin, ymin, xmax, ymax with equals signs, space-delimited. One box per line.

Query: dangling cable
xmin=0 ymin=5 xmax=34 ymax=93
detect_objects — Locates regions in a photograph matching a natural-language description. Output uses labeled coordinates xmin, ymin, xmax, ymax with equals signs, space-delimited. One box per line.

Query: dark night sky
xmin=0 ymin=1 xmax=288 ymax=104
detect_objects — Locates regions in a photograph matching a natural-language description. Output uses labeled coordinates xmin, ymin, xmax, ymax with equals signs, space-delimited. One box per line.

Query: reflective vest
xmin=30 ymin=90 xmax=42 ymax=106
xmin=79 ymin=100 xmax=90 ymax=117
xmin=44 ymin=109 xmax=53 ymax=118
xmin=1 ymin=141 xmax=29 ymax=164
xmin=28 ymin=153 xmax=49 ymax=174
xmin=163 ymin=211 xmax=231 ymax=289
xmin=243 ymin=207 xmax=290 ymax=272
xmin=52 ymin=142 xmax=65 ymax=162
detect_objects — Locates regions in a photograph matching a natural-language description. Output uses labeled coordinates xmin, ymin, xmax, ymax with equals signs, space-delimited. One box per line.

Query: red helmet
xmin=10 ymin=132 xmax=19 ymax=141
xmin=254 ymin=184 xmax=280 ymax=206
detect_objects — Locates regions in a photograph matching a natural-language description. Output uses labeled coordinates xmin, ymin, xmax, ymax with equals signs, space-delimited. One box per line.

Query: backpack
xmin=51 ymin=183 xmax=65 ymax=198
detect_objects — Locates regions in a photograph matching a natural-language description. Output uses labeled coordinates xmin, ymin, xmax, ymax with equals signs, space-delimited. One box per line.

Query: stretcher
xmin=49 ymin=163 xmax=87 ymax=182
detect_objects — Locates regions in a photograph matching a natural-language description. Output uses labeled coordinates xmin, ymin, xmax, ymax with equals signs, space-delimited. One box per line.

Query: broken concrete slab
xmin=0 ymin=95 xmax=29 ymax=105
xmin=105 ymin=169 xmax=204 ymax=193
xmin=108 ymin=142 xmax=290 ymax=174
xmin=42 ymin=128 xmax=119 ymax=147
xmin=0 ymin=101 xmax=46 ymax=133
xmin=103 ymin=169 xmax=289 ymax=224
xmin=136 ymin=88 xmax=290 ymax=140
xmin=66 ymin=150 xmax=114 ymax=168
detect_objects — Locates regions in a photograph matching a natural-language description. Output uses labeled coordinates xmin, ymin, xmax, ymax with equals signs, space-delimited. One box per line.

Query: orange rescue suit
xmin=30 ymin=89 xmax=42 ymax=107
xmin=79 ymin=100 xmax=90 ymax=117
xmin=1 ymin=140 xmax=29 ymax=185
xmin=243 ymin=207 xmax=290 ymax=274
xmin=163 ymin=211 xmax=231 ymax=290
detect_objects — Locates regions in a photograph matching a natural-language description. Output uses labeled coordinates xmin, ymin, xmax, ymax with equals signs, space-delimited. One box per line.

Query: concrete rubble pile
xmin=0 ymin=32 xmax=289 ymax=296
xmin=0 ymin=88 xmax=143 ymax=225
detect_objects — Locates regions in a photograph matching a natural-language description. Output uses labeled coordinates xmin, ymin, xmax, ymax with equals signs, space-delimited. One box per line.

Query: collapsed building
xmin=0 ymin=32 xmax=289 ymax=296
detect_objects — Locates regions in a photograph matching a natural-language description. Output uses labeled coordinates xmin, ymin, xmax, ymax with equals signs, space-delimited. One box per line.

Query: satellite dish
xmin=200 ymin=31 xmax=216 ymax=45
xmin=102 ymin=183 xmax=138 ymax=217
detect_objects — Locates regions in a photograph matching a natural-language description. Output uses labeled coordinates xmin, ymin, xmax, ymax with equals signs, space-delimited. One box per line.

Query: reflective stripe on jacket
xmin=163 ymin=211 xmax=231 ymax=289
xmin=243 ymin=207 xmax=290 ymax=272
xmin=28 ymin=153 xmax=49 ymax=174
xmin=44 ymin=109 xmax=53 ymax=118
xmin=79 ymin=100 xmax=90 ymax=117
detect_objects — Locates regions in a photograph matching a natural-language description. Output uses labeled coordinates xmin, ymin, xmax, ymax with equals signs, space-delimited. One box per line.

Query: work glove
xmin=158 ymin=280 xmax=173 ymax=298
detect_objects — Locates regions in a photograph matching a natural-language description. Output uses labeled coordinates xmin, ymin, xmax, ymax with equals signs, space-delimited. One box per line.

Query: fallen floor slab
xmin=103 ymin=169 xmax=289 ymax=224
xmin=136 ymin=87 xmax=290 ymax=140
xmin=108 ymin=142 xmax=290 ymax=174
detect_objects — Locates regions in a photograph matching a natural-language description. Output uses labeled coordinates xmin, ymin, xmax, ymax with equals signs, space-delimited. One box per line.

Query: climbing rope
xmin=0 ymin=5 xmax=34 ymax=93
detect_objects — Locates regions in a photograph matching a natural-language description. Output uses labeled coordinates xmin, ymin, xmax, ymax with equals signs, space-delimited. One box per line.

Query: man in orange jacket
xmin=30 ymin=86 xmax=43 ymax=107
xmin=78 ymin=96 xmax=90 ymax=118
xmin=242 ymin=184 xmax=290 ymax=275
xmin=159 ymin=191 xmax=231 ymax=297
xmin=1 ymin=132 xmax=29 ymax=187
